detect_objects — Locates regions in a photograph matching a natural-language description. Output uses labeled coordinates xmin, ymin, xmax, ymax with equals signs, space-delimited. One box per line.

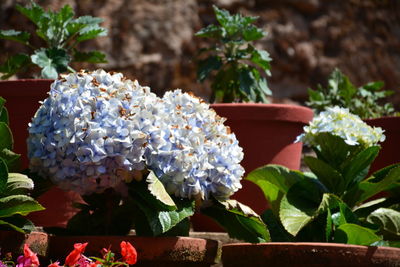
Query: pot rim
xmin=210 ymin=103 xmax=314 ymax=123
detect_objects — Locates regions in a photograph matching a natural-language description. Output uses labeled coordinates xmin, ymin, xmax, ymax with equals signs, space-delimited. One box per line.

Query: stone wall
xmin=1 ymin=0 xmax=399 ymax=106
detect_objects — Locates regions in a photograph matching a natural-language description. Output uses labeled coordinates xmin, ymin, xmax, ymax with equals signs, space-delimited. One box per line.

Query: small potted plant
xmin=223 ymin=106 xmax=400 ymax=266
xmin=0 ymin=97 xmax=45 ymax=255
xmin=194 ymin=6 xmax=313 ymax=225
xmin=0 ymin=1 xmax=108 ymax=229
xmin=307 ymin=68 xmax=399 ymax=172
xmin=27 ymin=69 xmax=270 ymax=266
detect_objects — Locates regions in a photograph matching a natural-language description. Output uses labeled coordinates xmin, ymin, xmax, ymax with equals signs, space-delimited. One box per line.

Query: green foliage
xmin=0 ymin=98 xmax=44 ymax=233
xmin=307 ymin=68 xmax=396 ymax=119
xmin=195 ymin=5 xmax=271 ymax=103
xmin=246 ymin=132 xmax=400 ymax=246
xmin=0 ymin=1 xmax=107 ymax=79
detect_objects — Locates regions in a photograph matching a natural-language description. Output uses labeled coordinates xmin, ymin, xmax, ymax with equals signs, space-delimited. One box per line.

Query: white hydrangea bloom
xmin=296 ymin=106 xmax=385 ymax=147
xmin=144 ymin=89 xmax=244 ymax=200
xmin=27 ymin=70 xmax=158 ymax=195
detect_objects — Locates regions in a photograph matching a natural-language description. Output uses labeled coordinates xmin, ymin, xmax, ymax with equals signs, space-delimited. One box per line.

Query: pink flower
xmin=16 ymin=244 xmax=39 ymax=267
xmin=120 ymin=241 xmax=137 ymax=265
xmin=65 ymin=243 xmax=88 ymax=266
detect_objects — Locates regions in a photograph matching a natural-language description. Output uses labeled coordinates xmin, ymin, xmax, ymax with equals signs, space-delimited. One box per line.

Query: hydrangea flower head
xmin=296 ymin=106 xmax=385 ymax=148
xmin=27 ymin=70 xmax=158 ymax=194
xmin=144 ymin=89 xmax=244 ymax=200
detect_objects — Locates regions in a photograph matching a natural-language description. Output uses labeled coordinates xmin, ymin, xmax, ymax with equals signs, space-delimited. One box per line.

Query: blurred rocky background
xmin=1 ymin=0 xmax=399 ymax=107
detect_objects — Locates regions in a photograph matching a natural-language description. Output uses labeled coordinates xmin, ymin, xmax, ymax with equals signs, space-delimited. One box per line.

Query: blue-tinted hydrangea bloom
xmin=144 ymin=89 xmax=244 ymax=200
xmin=28 ymin=70 xmax=158 ymax=194
xmin=296 ymin=106 xmax=385 ymax=148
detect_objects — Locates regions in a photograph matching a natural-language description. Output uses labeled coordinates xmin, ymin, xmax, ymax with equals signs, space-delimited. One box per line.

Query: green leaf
xmin=0 ymin=106 xmax=9 ymax=125
xmin=261 ymin=209 xmax=293 ymax=242
xmin=0 ymin=149 xmax=21 ymax=172
xmin=0 ymin=30 xmax=30 ymax=44
xmin=334 ymin=223 xmax=382 ymax=245
xmin=304 ymin=156 xmax=343 ymax=195
xmin=31 ymin=48 xmax=71 ymax=79
xmin=279 ymin=178 xmax=328 ymax=236
xmin=344 ymin=166 xmax=400 ymax=207
xmin=342 ymin=146 xmax=380 ymax=189
xmin=0 ymin=54 xmax=31 ymax=80
xmin=73 ymin=50 xmax=107 ymax=63
xmin=246 ymin=164 xmax=303 ymax=216
xmin=243 ymin=25 xmax=265 ymax=41
xmin=367 ymin=208 xmax=400 ymax=238
xmin=0 ymin=122 xmax=13 ymax=151
xmin=5 ymin=173 xmax=34 ymax=196
xmin=201 ymin=199 xmax=270 ymax=243
xmin=135 ymin=197 xmax=194 ymax=236
xmin=197 ymin=56 xmax=222 ymax=82
xmin=146 ymin=171 xmax=176 ymax=209
xmin=15 ymin=2 xmax=45 ymax=27
xmin=195 ymin=24 xmax=223 ymax=39
xmin=0 ymin=195 xmax=44 ymax=218
xmin=213 ymin=5 xmax=231 ymax=28
xmin=250 ymin=48 xmax=271 ymax=73
xmin=76 ymin=26 xmax=107 ymax=43
xmin=0 ymin=158 xmax=8 ymax=195
xmin=0 ymin=216 xmax=35 ymax=233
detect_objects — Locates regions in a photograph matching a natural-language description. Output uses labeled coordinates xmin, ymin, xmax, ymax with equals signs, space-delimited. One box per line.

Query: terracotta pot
xmin=0 ymin=79 xmax=81 ymax=228
xmin=365 ymin=116 xmax=400 ymax=173
xmin=222 ymin=242 xmax=400 ymax=267
xmin=47 ymin=235 xmax=220 ymax=267
xmin=192 ymin=104 xmax=313 ymax=231
xmin=0 ymin=231 xmax=48 ymax=257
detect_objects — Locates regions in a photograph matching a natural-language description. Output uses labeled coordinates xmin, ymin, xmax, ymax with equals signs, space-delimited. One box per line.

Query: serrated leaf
xmin=0 ymin=30 xmax=30 ymax=44
xmin=0 ymin=195 xmax=44 ymax=217
xmin=202 ymin=199 xmax=270 ymax=243
xmin=334 ymin=223 xmax=382 ymax=245
xmin=367 ymin=208 xmax=400 ymax=238
xmin=250 ymin=48 xmax=271 ymax=72
xmin=146 ymin=171 xmax=176 ymax=208
xmin=0 ymin=54 xmax=31 ymax=80
xmin=31 ymin=48 xmax=70 ymax=79
xmin=76 ymin=27 xmax=107 ymax=43
xmin=195 ymin=24 xmax=223 ymax=38
xmin=0 ymin=122 xmax=12 ymax=151
xmin=5 ymin=173 xmax=34 ymax=196
xmin=73 ymin=50 xmax=107 ymax=63
xmin=243 ymin=25 xmax=265 ymax=41
xmin=15 ymin=2 xmax=45 ymax=27
xmin=261 ymin=209 xmax=293 ymax=242
xmin=197 ymin=56 xmax=222 ymax=82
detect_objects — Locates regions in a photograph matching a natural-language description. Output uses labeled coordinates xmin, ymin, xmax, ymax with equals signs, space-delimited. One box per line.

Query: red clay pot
xmin=191 ymin=104 xmax=313 ymax=231
xmin=365 ymin=116 xmax=400 ymax=173
xmin=48 ymin=235 xmax=220 ymax=267
xmin=222 ymin=242 xmax=400 ymax=267
xmin=0 ymin=79 xmax=81 ymax=228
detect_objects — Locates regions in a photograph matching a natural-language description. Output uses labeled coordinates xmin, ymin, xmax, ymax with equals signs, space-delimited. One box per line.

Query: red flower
xmin=65 ymin=242 xmax=88 ymax=266
xmin=120 ymin=241 xmax=137 ymax=265
xmin=48 ymin=261 xmax=61 ymax=267
xmin=16 ymin=244 xmax=39 ymax=267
